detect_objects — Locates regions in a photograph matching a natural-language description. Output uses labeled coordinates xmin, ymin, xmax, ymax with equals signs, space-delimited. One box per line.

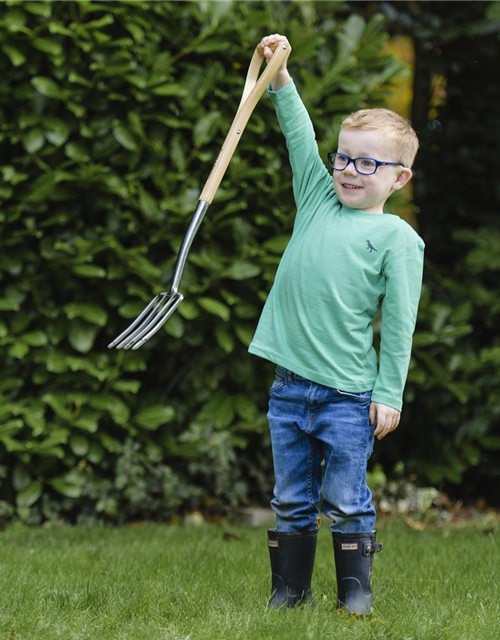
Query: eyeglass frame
xmin=327 ymin=152 xmax=405 ymax=175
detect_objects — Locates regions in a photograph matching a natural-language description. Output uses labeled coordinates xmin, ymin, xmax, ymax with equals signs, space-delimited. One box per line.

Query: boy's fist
xmin=258 ymin=34 xmax=291 ymax=72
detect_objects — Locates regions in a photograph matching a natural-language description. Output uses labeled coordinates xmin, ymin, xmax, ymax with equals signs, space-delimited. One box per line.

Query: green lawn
xmin=0 ymin=521 xmax=498 ymax=640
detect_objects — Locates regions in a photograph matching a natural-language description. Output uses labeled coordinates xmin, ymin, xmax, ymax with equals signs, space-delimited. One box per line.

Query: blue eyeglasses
xmin=328 ymin=152 xmax=405 ymax=175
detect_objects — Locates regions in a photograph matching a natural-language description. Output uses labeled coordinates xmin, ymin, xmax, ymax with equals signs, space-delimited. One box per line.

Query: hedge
xmin=1 ymin=0 xmax=497 ymax=524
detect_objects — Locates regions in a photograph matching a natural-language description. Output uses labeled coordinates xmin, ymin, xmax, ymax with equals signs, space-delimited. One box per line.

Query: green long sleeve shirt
xmin=248 ymin=79 xmax=425 ymax=412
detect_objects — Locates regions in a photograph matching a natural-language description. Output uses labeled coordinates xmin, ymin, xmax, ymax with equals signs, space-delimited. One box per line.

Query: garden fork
xmin=108 ymin=43 xmax=289 ymax=350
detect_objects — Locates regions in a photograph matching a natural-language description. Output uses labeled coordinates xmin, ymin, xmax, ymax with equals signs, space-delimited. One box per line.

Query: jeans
xmin=267 ymin=365 xmax=376 ymax=534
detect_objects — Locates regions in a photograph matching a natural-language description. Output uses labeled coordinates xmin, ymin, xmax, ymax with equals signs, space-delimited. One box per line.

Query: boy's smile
xmin=333 ymin=129 xmax=412 ymax=214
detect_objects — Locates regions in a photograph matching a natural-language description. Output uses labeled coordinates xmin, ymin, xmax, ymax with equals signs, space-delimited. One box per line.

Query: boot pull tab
xmin=363 ymin=541 xmax=383 ymax=556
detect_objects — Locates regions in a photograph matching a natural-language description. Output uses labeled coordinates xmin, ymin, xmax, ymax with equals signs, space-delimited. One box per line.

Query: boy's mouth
xmin=342 ymin=183 xmax=363 ymax=190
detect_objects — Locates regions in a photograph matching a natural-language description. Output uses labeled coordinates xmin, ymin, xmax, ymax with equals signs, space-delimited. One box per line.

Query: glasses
xmin=327 ymin=152 xmax=405 ymax=175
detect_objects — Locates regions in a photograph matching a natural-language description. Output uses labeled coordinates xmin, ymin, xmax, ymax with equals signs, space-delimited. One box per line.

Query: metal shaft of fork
xmin=170 ymin=200 xmax=210 ymax=294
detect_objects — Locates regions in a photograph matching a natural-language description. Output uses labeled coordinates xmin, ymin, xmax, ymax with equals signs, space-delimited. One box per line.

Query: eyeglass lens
xmin=332 ymin=154 xmax=377 ymax=175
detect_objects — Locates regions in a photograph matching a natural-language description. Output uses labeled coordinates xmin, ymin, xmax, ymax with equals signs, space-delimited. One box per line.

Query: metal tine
xmin=107 ymin=294 xmax=164 ymax=349
xmin=121 ymin=292 xmax=182 ymax=351
xmin=114 ymin=292 xmax=174 ymax=350
xmin=117 ymin=292 xmax=183 ymax=350
xmin=131 ymin=293 xmax=184 ymax=350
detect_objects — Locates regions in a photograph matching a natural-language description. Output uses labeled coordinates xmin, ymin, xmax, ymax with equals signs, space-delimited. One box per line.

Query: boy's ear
xmin=392 ymin=167 xmax=413 ymax=191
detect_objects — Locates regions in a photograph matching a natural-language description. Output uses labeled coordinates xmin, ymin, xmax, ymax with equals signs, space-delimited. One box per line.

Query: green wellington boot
xmin=267 ymin=528 xmax=318 ymax=608
xmin=332 ymin=530 xmax=382 ymax=615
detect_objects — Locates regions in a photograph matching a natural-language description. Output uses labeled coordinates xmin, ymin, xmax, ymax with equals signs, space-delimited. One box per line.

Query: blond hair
xmin=340 ymin=108 xmax=419 ymax=169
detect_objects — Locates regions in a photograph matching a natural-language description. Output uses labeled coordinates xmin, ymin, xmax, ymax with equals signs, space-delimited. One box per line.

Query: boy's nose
xmin=343 ymin=162 xmax=357 ymax=177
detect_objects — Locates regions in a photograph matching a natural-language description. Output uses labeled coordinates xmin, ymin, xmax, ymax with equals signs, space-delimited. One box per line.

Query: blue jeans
xmin=267 ymin=365 xmax=376 ymax=534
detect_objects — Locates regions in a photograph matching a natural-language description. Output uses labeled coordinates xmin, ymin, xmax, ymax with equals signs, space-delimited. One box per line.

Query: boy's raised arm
xmin=259 ymin=34 xmax=332 ymax=212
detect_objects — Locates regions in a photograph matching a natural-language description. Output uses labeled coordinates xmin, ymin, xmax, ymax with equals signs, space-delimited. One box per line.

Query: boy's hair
xmin=340 ymin=108 xmax=419 ymax=169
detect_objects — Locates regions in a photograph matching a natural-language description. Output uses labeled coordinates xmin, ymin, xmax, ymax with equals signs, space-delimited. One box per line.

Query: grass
xmin=0 ymin=520 xmax=498 ymax=640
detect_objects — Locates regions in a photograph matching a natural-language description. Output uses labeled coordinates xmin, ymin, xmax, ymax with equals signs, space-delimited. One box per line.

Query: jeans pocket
xmin=336 ymin=388 xmax=372 ymax=402
xmin=270 ymin=367 xmax=287 ymax=393
xmin=270 ymin=376 xmax=285 ymax=393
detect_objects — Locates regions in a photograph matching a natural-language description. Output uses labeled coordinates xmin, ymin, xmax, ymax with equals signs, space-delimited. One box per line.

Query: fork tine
xmin=117 ymin=293 xmax=176 ymax=350
xmin=131 ymin=293 xmax=184 ymax=350
xmin=107 ymin=294 xmax=164 ymax=349
xmin=113 ymin=296 xmax=171 ymax=350
xmin=121 ymin=292 xmax=182 ymax=350
xmin=118 ymin=292 xmax=183 ymax=350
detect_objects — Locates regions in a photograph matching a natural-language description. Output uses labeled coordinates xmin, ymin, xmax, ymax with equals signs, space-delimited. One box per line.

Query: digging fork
xmin=108 ymin=43 xmax=289 ymax=350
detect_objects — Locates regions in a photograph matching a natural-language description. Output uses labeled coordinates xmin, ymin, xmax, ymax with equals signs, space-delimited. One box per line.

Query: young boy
xmin=248 ymin=34 xmax=425 ymax=615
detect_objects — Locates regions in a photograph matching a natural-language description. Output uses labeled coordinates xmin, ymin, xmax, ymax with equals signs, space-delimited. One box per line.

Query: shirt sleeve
xmin=268 ymin=79 xmax=332 ymax=212
xmin=371 ymin=240 xmax=425 ymax=412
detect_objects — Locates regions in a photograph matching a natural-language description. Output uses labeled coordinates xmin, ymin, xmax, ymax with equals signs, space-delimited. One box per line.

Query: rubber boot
xmin=332 ymin=530 xmax=382 ymax=615
xmin=267 ymin=528 xmax=318 ymax=608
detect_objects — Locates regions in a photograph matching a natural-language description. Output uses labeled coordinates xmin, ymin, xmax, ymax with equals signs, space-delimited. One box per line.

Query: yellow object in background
xmin=383 ymin=36 xmax=419 ymax=230
xmin=383 ymin=36 xmax=415 ymax=121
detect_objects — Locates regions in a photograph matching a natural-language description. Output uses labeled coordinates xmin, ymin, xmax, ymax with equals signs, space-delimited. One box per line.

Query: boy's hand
xmin=258 ymin=34 xmax=292 ymax=72
xmin=369 ymin=402 xmax=401 ymax=440
xmin=257 ymin=34 xmax=292 ymax=92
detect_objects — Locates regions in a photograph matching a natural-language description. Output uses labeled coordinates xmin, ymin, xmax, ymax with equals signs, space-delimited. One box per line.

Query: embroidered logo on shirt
xmin=366 ymin=240 xmax=378 ymax=253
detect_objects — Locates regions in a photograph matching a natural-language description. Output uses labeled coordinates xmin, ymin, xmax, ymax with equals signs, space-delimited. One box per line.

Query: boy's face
xmin=333 ymin=129 xmax=412 ymax=214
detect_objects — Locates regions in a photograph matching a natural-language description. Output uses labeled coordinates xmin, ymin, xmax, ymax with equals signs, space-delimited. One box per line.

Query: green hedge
xmin=1 ymin=0 xmax=496 ymax=523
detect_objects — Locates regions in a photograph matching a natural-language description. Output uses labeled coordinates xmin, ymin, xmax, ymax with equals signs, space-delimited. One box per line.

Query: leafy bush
xmin=396 ymin=227 xmax=500 ymax=484
xmin=0 ymin=0 xmax=414 ymax=522
xmin=5 ymin=0 xmax=495 ymax=523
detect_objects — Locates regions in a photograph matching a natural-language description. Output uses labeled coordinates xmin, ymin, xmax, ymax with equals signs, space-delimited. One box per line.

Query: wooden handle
xmin=200 ymin=44 xmax=289 ymax=204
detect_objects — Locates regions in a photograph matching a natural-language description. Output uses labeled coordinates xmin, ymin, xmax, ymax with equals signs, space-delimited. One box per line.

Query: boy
xmin=248 ymin=34 xmax=425 ymax=615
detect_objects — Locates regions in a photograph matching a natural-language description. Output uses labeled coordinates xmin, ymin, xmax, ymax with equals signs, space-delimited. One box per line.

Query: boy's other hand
xmin=370 ymin=402 xmax=401 ymax=440
xmin=258 ymin=34 xmax=291 ymax=71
